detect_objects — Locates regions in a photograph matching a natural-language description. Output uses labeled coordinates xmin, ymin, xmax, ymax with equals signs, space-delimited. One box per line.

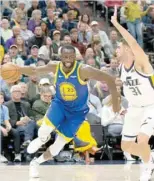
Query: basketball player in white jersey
xmin=112 ymin=5 xmax=154 ymax=181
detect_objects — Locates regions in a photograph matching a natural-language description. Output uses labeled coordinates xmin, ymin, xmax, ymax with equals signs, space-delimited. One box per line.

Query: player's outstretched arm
xmin=80 ymin=65 xmax=121 ymax=113
xmin=19 ymin=61 xmax=58 ymax=76
xmin=111 ymin=5 xmax=153 ymax=72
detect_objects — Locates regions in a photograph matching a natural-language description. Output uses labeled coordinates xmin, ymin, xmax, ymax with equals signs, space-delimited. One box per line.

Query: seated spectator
xmin=90 ymin=21 xmax=111 ymax=59
xmin=92 ymin=80 xmax=110 ymax=102
xmin=41 ymin=21 xmax=49 ymax=36
xmin=58 ymin=35 xmax=83 ymax=61
xmin=108 ymin=30 xmax=120 ymax=56
xmin=70 ymin=28 xmax=86 ymax=56
xmin=77 ymin=14 xmax=91 ymax=32
xmin=46 ymin=0 xmax=61 ymax=18
xmin=27 ymin=0 xmax=46 ymax=19
xmin=124 ymin=1 xmax=154 ymax=47
xmin=10 ymin=7 xmax=25 ymax=28
xmin=1 ymin=1 xmax=13 ymax=20
xmin=9 ymin=44 xmax=24 ymax=66
xmin=62 ymin=10 xmax=77 ymax=32
xmin=101 ymin=94 xmax=135 ymax=161
xmin=32 ymin=86 xmax=53 ymax=126
xmin=0 ymin=92 xmax=21 ymax=162
xmin=107 ymin=58 xmax=119 ymax=77
xmin=27 ymin=75 xmax=39 ymax=104
xmin=42 ymin=8 xmax=56 ymax=30
xmin=143 ymin=7 xmax=154 ymax=28
xmin=25 ymin=45 xmax=39 ymax=66
xmin=1 ymin=19 xmax=13 ymax=43
xmin=20 ymin=20 xmax=34 ymax=42
xmin=5 ymin=26 xmax=21 ymax=50
xmin=27 ymin=26 xmax=45 ymax=50
xmin=39 ymin=37 xmax=52 ymax=60
xmin=50 ymin=18 xmax=69 ymax=40
xmin=0 ymin=37 xmax=5 ymax=62
xmin=78 ymin=23 xmax=92 ymax=46
xmin=51 ymin=30 xmax=62 ymax=59
xmin=18 ymin=82 xmax=29 ymax=102
xmin=5 ymin=85 xmax=37 ymax=148
xmin=1 ymin=54 xmax=12 ymax=65
xmin=15 ymin=35 xmax=28 ymax=60
xmin=61 ymin=1 xmax=80 ymax=21
xmin=28 ymin=10 xmax=42 ymax=33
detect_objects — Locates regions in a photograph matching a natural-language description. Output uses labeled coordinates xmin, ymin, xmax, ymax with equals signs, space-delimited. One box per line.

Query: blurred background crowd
xmin=0 ymin=0 xmax=154 ymax=163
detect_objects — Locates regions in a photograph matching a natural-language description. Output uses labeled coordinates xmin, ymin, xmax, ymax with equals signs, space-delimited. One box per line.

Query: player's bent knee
xmin=38 ymin=125 xmax=54 ymax=142
xmin=121 ymin=141 xmax=134 ymax=152
xmin=137 ymin=133 xmax=150 ymax=144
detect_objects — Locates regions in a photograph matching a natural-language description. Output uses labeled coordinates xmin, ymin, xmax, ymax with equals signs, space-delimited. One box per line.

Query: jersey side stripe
xmin=149 ymin=75 xmax=154 ymax=88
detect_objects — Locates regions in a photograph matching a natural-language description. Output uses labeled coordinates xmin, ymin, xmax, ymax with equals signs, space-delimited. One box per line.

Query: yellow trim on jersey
xmin=77 ymin=64 xmax=87 ymax=85
xmin=54 ymin=63 xmax=60 ymax=85
xmin=150 ymin=75 xmax=154 ymax=87
xmin=43 ymin=116 xmax=72 ymax=143
xmin=60 ymin=61 xmax=77 ymax=79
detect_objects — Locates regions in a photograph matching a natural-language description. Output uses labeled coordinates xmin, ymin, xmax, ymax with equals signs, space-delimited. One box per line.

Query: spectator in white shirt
xmin=1 ymin=19 xmax=13 ymax=43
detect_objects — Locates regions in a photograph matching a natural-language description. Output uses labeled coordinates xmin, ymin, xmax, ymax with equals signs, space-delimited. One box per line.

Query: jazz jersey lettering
xmin=54 ymin=61 xmax=89 ymax=112
xmin=119 ymin=62 xmax=154 ymax=107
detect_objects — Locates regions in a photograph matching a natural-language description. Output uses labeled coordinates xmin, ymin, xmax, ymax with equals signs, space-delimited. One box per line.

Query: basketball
xmin=1 ymin=63 xmax=21 ymax=83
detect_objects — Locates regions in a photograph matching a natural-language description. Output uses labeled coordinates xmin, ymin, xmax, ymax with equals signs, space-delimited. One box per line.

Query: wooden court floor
xmin=1 ymin=162 xmax=151 ymax=181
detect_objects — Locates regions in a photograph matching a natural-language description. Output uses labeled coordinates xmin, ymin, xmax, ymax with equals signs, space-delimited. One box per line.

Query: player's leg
xmin=29 ymin=134 xmax=68 ymax=178
xmin=27 ymin=100 xmax=65 ymax=154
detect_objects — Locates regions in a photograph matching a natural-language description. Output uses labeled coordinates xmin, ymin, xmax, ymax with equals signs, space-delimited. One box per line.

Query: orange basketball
xmin=1 ymin=63 xmax=21 ymax=83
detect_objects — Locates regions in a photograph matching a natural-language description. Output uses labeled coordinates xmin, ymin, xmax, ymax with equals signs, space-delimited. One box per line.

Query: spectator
xmin=70 ymin=28 xmax=86 ymax=56
xmin=5 ymin=26 xmax=21 ymax=50
xmin=51 ymin=30 xmax=62 ymax=58
xmin=124 ymin=1 xmax=154 ymax=47
xmin=10 ymin=7 xmax=25 ymax=28
xmin=9 ymin=44 xmax=24 ymax=66
xmin=15 ymin=35 xmax=28 ymax=60
xmin=62 ymin=10 xmax=77 ymax=31
xmin=77 ymin=14 xmax=91 ymax=32
xmin=90 ymin=21 xmax=111 ymax=59
xmin=42 ymin=8 xmax=56 ymax=30
xmin=20 ymin=20 xmax=34 ymax=42
xmin=25 ymin=45 xmax=39 ymax=66
xmin=28 ymin=9 xmax=42 ymax=33
xmin=32 ymin=86 xmax=53 ymax=126
xmin=101 ymin=94 xmax=135 ymax=160
xmin=27 ymin=26 xmax=45 ymax=50
xmin=0 ymin=92 xmax=21 ymax=162
xmin=18 ymin=82 xmax=29 ymax=102
xmin=78 ymin=23 xmax=92 ymax=46
xmin=58 ymin=35 xmax=83 ymax=61
xmin=1 ymin=54 xmax=12 ymax=65
xmin=27 ymin=0 xmax=46 ymax=19
xmin=5 ymin=85 xmax=36 ymax=148
xmin=107 ymin=58 xmax=119 ymax=77
xmin=108 ymin=30 xmax=120 ymax=56
xmin=50 ymin=18 xmax=69 ymax=40
xmin=0 ymin=37 xmax=5 ymax=62
xmin=39 ymin=37 xmax=52 ymax=60
xmin=41 ymin=21 xmax=49 ymax=36
xmin=1 ymin=19 xmax=13 ymax=43
xmin=1 ymin=1 xmax=13 ymax=20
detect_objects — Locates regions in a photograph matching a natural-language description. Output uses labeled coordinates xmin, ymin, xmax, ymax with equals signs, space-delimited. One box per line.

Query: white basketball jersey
xmin=119 ymin=62 xmax=154 ymax=107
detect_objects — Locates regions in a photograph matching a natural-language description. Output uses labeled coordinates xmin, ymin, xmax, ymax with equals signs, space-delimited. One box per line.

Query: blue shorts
xmin=44 ymin=99 xmax=89 ymax=142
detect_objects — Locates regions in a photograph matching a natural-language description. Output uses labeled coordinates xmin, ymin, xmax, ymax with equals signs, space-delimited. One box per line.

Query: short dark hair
xmin=0 ymin=92 xmax=4 ymax=97
xmin=61 ymin=45 xmax=76 ymax=54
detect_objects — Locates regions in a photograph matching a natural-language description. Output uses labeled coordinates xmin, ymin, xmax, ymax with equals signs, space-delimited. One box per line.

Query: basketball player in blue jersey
xmin=112 ymin=5 xmax=154 ymax=181
xmin=2 ymin=45 xmax=120 ymax=178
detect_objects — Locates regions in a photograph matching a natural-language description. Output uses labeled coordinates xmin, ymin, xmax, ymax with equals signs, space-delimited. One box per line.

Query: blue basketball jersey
xmin=54 ymin=61 xmax=89 ymax=112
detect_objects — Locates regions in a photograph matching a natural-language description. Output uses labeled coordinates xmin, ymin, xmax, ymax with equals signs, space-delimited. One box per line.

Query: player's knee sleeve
xmin=49 ymin=135 xmax=67 ymax=157
xmin=38 ymin=125 xmax=54 ymax=142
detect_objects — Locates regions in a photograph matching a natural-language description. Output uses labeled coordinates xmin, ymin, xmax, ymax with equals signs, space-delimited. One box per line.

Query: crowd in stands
xmin=0 ymin=0 xmax=154 ymax=163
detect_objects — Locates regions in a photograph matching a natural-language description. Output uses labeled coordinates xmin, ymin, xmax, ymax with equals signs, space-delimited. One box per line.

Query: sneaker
xmin=27 ymin=135 xmax=50 ymax=154
xmin=14 ymin=154 xmax=21 ymax=162
xmin=29 ymin=158 xmax=39 ymax=178
xmin=22 ymin=140 xmax=31 ymax=147
xmin=140 ymin=166 xmax=154 ymax=181
xmin=124 ymin=152 xmax=136 ymax=161
xmin=0 ymin=154 xmax=8 ymax=163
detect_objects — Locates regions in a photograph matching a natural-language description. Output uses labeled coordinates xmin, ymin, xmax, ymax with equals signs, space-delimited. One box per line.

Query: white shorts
xmin=122 ymin=105 xmax=154 ymax=141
